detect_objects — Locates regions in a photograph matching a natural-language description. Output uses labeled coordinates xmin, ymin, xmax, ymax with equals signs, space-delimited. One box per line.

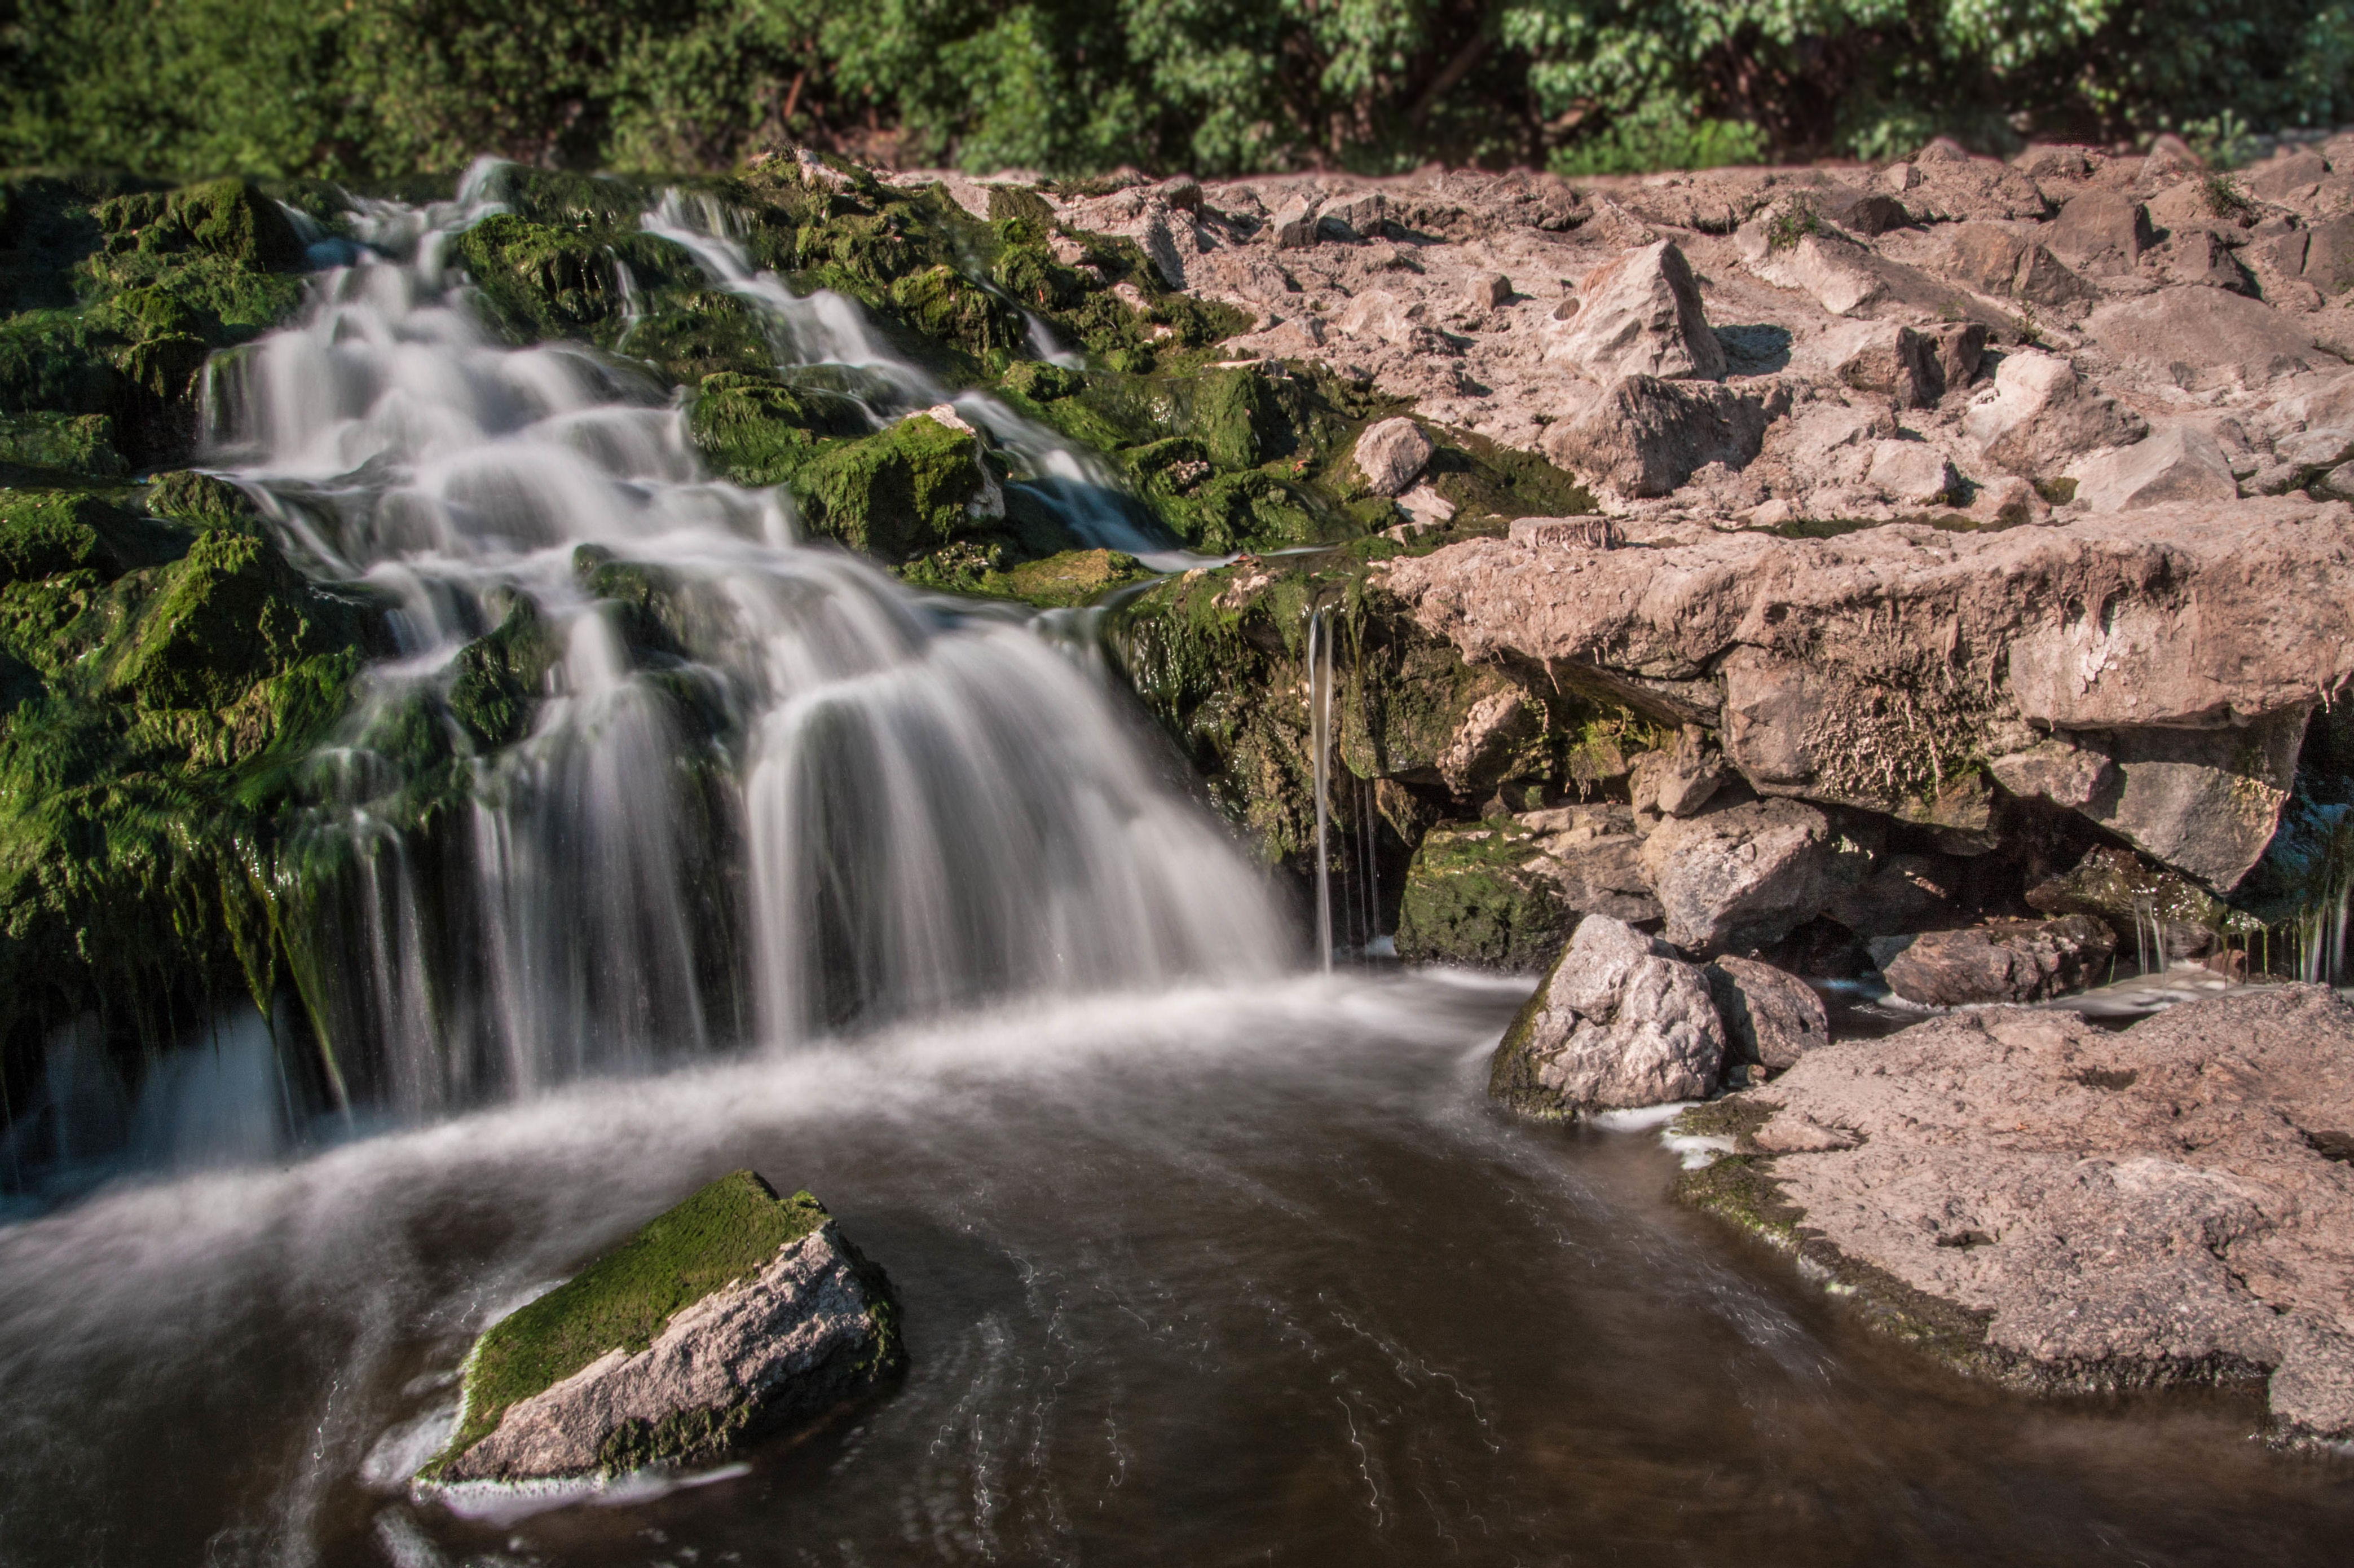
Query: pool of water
xmin=1 ymin=971 xmax=2346 ymax=1567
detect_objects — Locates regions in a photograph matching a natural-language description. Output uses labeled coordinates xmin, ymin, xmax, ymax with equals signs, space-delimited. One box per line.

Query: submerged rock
xmin=1677 ymin=987 xmax=2354 ymax=1444
xmin=421 ymin=1172 xmax=900 ymax=1490
xmin=1489 ymin=914 xmax=1726 ymax=1118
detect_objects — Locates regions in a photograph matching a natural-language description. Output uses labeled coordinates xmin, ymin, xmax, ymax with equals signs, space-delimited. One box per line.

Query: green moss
xmin=0 ymin=491 xmax=114 ymax=584
xmin=999 ymin=360 xmax=1081 ymax=401
xmin=0 ymin=410 xmax=125 ymax=479
xmin=427 ymin=1172 xmax=830 ymax=1473
xmin=621 ymin=288 xmax=777 ymax=385
xmin=90 ymin=178 xmax=304 ymax=272
xmin=802 ymin=414 xmax=993 ymax=562
xmin=1394 ymin=821 xmax=1573 ymax=971
xmin=887 ymin=264 xmax=1026 ymax=361
xmin=104 ymin=529 xmax=339 ymax=711
xmin=446 ymin=592 xmax=563 ymax=750
xmin=452 ymin=213 xmax=689 ymax=348
xmin=145 ymin=469 xmax=258 ymax=527
xmin=977 ymin=547 xmax=1152 ymax=607
xmin=687 ymin=372 xmax=869 ymax=487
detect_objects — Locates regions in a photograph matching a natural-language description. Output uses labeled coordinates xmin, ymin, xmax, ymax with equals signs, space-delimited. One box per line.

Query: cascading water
xmin=195 ymin=164 xmax=1287 ymax=1119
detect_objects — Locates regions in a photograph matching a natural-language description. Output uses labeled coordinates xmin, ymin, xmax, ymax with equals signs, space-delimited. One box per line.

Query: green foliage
xmin=429 ymin=1172 xmax=830 ymax=1472
xmin=5 ymin=0 xmax=2353 ymax=178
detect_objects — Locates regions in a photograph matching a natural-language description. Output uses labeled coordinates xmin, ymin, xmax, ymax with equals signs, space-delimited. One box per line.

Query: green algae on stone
xmin=686 ymin=372 xmax=869 ymax=487
xmin=453 ymin=213 xmax=693 ymax=348
xmin=977 ymin=547 xmax=1153 ymax=608
xmin=425 ymin=1171 xmax=849 ymax=1475
xmin=1394 ymin=820 xmax=1575 ymax=972
xmin=0 ymin=411 xmax=126 ymax=478
xmin=447 ymin=592 xmax=564 ymax=751
xmin=803 ymin=414 xmax=997 ymax=562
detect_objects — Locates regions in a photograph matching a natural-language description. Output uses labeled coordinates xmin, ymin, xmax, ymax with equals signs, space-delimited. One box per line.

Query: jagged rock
xmin=421 ymin=1173 xmax=900 ymax=1489
xmin=1703 ymin=955 xmax=1830 ymax=1071
xmin=1869 ymin=915 xmax=2115 ymax=1006
xmin=2087 ymin=288 xmax=2322 ymax=383
xmin=1317 ymin=191 xmax=1386 ymax=240
xmin=1272 ymin=198 xmax=1317 ymax=249
xmin=2246 ymin=149 xmax=2330 ymax=205
xmin=2013 ymin=244 xmax=2098 ymax=311
xmin=1488 ymin=915 xmax=1726 ymax=1118
xmin=1435 ymin=686 xmax=1547 ymax=794
xmin=2049 ymin=191 xmax=2155 ymax=276
xmin=1543 ymin=241 xmax=1726 ymax=382
xmin=1867 ymin=439 xmax=1956 ymax=505
xmin=1545 ymin=376 xmax=1782 ymax=498
xmin=1835 ymin=323 xmax=1943 ymax=408
xmin=1352 ymin=417 xmax=1435 ymax=497
xmin=1819 ymin=187 xmax=1911 ymax=237
xmin=2168 ymin=230 xmax=2256 ymax=294
xmin=1377 ymin=500 xmax=2352 ymax=888
xmin=1630 ymin=723 xmax=1723 ymax=818
xmin=2302 ymin=215 xmax=2354 ymax=295
xmin=1689 ymin=988 xmax=2354 ymax=1442
xmin=1960 ymin=350 xmax=2146 ymax=475
xmin=2069 ymin=425 xmax=2238 ymax=512
xmin=1638 ymin=796 xmax=1868 ymax=956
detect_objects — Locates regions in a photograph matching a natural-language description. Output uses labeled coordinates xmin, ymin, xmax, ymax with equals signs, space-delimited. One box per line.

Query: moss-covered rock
xmin=686 ymin=371 xmax=870 ymax=487
xmin=446 ymin=592 xmax=564 ymax=750
xmin=91 ymin=179 xmax=305 ymax=272
xmin=802 ymin=413 xmax=998 ymax=562
xmin=1394 ymin=820 xmax=1575 ymax=970
xmin=452 ymin=213 xmax=691 ymax=348
xmin=422 ymin=1171 xmax=902 ymax=1486
xmin=976 ymin=547 xmax=1153 ymax=608
xmin=0 ymin=410 xmax=125 ymax=478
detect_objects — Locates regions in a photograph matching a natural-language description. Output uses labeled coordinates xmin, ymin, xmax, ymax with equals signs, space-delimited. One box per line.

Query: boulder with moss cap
xmin=418 ymin=1171 xmax=901 ymax=1490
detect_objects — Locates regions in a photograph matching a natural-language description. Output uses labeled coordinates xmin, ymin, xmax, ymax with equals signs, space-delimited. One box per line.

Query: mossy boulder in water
xmin=421 ymin=1171 xmax=901 ymax=1489
xmin=91 ymin=179 xmax=305 ymax=272
xmin=1395 ymin=820 xmax=1578 ymax=971
xmin=802 ymin=412 xmax=1001 ymax=562
xmin=687 ymin=371 xmax=870 ymax=487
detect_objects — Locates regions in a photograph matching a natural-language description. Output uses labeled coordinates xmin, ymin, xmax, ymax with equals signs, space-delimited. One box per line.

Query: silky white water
xmin=192 ymin=162 xmax=1286 ymax=1118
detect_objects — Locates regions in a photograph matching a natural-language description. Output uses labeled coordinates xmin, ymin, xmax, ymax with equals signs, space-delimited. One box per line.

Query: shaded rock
xmin=1435 ymin=686 xmax=1548 ymax=794
xmin=1960 ymin=351 xmax=2145 ymax=475
xmin=1272 ymin=198 xmax=1317 ymax=249
xmin=1317 ymin=191 xmax=1386 ymax=240
xmin=1545 ymin=375 xmax=1782 ymax=498
xmin=1638 ymin=796 xmax=1869 ymax=956
xmin=1923 ymin=321 xmax=1989 ymax=394
xmin=1819 ymin=187 xmax=1911 ymax=237
xmin=2049 ymin=191 xmax=2154 ymax=277
xmin=1868 ymin=915 xmax=2116 ymax=1006
xmin=1395 ymin=810 xmax=1660 ymax=970
xmin=2065 ymin=712 xmax=2309 ymax=891
xmin=1544 ymin=241 xmax=1726 ymax=382
xmin=1488 ymin=915 xmax=1726 ymax=1118
xmin=1352 ymin=416 xmax=1435 ymax=497
xmin=2303 ymin=215 xmax=2354 ymax=295
xmin=1466 ymin=271 xmax=1513 ymax=311
xmin=422 ymin=1173 xmax=900 ymax=1489
xmin=2069 ymin=425 xmax=2238 ymax=513
xmin=1685 ymin=989 xmax=2354 ymax=1441
xmin=1835 ymin=323 xmax=1946 ymax=408
xmin=2013 ymin=244 xmax=2098 ymax=311
xmin=1867 ymin=439 xmax=1956 ymax=505
xmin=1630 ymin=723 xmax=1723 ymax=818
xmin=1704 ymin=955 xmax=1830 ymax=1071
xmin=1826 ymin=852 xmax=1960 ymax=937
xmin=2167 ymin=229 xmax=2256 ymax=294
xmin=2026 ymin=844 xmax=2228 ymax=960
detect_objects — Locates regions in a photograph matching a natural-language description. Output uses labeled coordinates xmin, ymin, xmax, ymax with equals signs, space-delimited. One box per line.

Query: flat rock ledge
xmin=1673 ymin=986 xmax=2354 ymax=1445
xmin=417 ymin=1172 xmax=901 ymax=1495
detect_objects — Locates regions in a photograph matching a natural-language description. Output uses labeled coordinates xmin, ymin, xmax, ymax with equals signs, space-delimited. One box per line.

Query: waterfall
xmin=1307 ymin=606 xmax=1333 ymax=972
xmin=191 ymin=168 xmax=1288 ymax=1118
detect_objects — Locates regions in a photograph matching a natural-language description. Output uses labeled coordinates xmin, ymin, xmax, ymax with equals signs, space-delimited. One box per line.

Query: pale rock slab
xmin=2068 ymin=425 xmax=2238 ymax=513
xmin=1638 ymin=796 xmax=1869 ymax=956
xmin=1960 ymin=351 xmax=2147 ymax=476
xmin=1867 ymin=439 xmax=1957 ymax=505
xmin=1488 ymin=915 xmax=1726 ymax=1118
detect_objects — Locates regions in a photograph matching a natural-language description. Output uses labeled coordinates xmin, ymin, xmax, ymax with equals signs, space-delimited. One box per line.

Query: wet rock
xmin=1638 ymin=796 xmax=1868 ymax=956
xmin=1867 ymin=440 xmax=1956 ymax=505
xmin=1488 ymin=915 xmax=1726 ymax=1118
xmin=2049 ymin=191 xmax=2155 ymax=277
xmin=1960 ymin=351 xmax=2146 ymax=476
xmin=1435 ymin=686 xmax=1548 ymax=794
xmin=1868 ymin=915 xmax=2117 ymax=1006
xmin=1825 ymin=852 xmax=1960 ymax=937
xmin=803 ymin=412 xmax=1003 ymax=562
xmin=2069 ymin=425 xmax=2237 ymax=512
xmin=1352 ymin=417 xmax=1435 ymax=497
xmin=1687 ymin=988 xmax=2354 ymax=1442
xmin=1544 ymin=241 xmax=1726 ymax=382
xmin=1545 ymin=376 xmax=1782 ymax=498
xmin=2025 ymin=844 xmax=2228 ymax=960
xmin=421 ymin=1173 xmax=901 ymax=1489
xmin=1395 ymin=809 xmax=1662 ymax=969
xmin=1703 ymin=955 xmax=1830 ymax=1072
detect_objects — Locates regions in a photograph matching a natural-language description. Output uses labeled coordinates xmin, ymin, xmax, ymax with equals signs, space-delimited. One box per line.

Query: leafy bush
xmin=2 ymin=0 xmax=2351 ymax=180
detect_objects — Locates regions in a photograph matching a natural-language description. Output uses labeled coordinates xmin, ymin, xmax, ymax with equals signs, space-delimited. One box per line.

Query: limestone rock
xmin=1544 ymin=241 xmax=1726 ymax=382
xmin=1629 ymin=723 xmax=1723 ymax=818
xmin=1824 ymin=853 xmax=1960 ymax=938
xmin=1377 ymin=500 xmax=2353 ymax=888
xmin=1867 ymin=439 xmax=1956 ymax=505
xmin=1435 ymin=686 xmax=1547 ymax=794
xmin=2069 ymin=425 xmax=2238 ymax=513
xmin=1695 ymin=988 xmax=2354 ymax=1442
xmin=2246 ymin=149 xmax=2330 ymax=206
xmin=1988 ymin=739 xmax=2114 ymax=810
xmin=1488 ymin=915 xmax=1726 ymax=1118
xmin=1272 ymin=198 xmax=1317 ymax=250
xmin=1960 ymin=351 xmax=2146 ymax=476
xmin=1638 ymin=796 xmax=1868 ymax=956
xmin=2087 ymin=288 xmax=2323 ymax=383
xmin=1868 ymin=915 xmax=2117 ymax=1006
xmin=1835 ymin=324 xmax=1943 ymax=408
xmin=1545 ymin=376 xmax=1783 ymax=498
xmin=1352 ymin=417 xmax=1436 ymax=497
xmin=1703 ymin=955 xmax=1830 ymax=1071
xmin=2049 ymin=191 xmax=2155 ymax=277
xmin=421 ymin=1173 xmax=900 ymax=1490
